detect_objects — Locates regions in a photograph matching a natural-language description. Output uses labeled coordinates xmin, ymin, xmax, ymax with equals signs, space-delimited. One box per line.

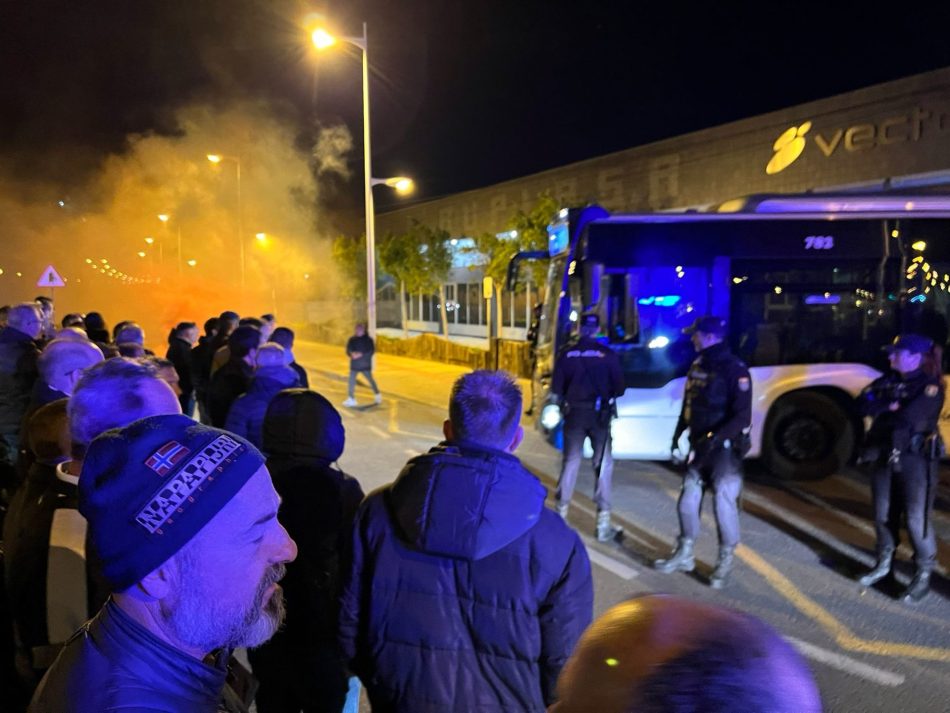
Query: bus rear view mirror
xmin=583 ymin=261 xmax=604 ymax=308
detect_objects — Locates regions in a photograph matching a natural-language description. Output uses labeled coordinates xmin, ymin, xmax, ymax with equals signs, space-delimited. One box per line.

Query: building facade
xmin=377 ymin=68 xmax=950 ymax=338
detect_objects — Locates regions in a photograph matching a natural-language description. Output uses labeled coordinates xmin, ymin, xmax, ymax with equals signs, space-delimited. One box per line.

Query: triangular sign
xmin=36 ymin=265 xmax=66 ymax=288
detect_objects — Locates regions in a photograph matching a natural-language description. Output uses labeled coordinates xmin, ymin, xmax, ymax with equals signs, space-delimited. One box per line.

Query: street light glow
xmin=912 ymin=240 xmax=927 ymax=251
xmin=157 ymin=214 xmax=169 ymax=222
xmin=255 ymin=232 xmax=267 ymax=242
xmin=311 ymin=28 xmax=336 ymax=49
xmin=187 ymin=259 xmax=197 ymax=267
xmin=137 ymin=251 xmax=146 ymax=257
xmin=144 ymin=237 xmax=154 ymax=244
xmin=393 ymin=177 xmax=414 ymax=194
xmin=206 ymin=154 xmax=222 ymax=164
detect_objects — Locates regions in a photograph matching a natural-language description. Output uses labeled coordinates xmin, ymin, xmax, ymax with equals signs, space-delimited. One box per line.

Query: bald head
xmin=553 ymin=595 xmax=821 ymax=713
xmin=38 ymin=339 xmax=105 ymax=396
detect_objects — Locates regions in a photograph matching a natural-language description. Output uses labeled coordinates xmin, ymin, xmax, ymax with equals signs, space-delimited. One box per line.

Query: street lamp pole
xmin=312 ymin=24 xmax=416 ymax=339
xmin=207 ymin=154 xmax=245 ymax=291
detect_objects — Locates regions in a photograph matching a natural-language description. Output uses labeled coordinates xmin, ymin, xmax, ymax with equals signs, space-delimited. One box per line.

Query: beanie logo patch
xmin=135 ymin=435 xmax=245 ymax=534
xmin=145 ymin=441 xmax=191 ymax=476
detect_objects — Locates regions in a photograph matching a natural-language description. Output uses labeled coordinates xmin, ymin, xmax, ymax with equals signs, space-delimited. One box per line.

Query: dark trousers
xmin=870 ymin=454 xmax=937 ymax=568
xmin=556 ymin=408 xmax=612 ymax=512
xmin=677 ymin=447 xmax=743 ymax=547
xmin=348 ymin=369 xmax=379 ymax=398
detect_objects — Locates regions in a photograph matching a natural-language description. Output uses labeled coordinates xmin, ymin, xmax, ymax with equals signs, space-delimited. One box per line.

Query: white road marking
xmin=582 ymin=540 xmax=640 ymax=580
xmin=787 ymin=636 xmax=906 ymax=687
xmin=367 ymin=426 xmax=392 ymax=440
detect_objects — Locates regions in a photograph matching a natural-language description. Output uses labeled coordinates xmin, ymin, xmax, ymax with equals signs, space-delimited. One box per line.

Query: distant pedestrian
xmin=191 ymin=317 xmax=220 ymax=424
xmin=0 ymin=303 xmax=43 ymax=483
xmin=343 ymin=322 xmax=380 ymax=407
xmin=340 ymin=369 xmax=592 ymax=712
xmin=655 ymin=316 xmax=751 ymax=589
xmin=552 ymin=312 xmax=625 ymax=541
xmin=855 ymin=333 xmax=943 ymax=603
xmin=82 ymin=312 xmax=110 ymax=348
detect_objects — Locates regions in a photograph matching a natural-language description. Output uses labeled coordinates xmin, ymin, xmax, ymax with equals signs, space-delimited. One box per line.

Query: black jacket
xmin=208 ymin=359 xmax=253 ymax=427
xmin=0 ymin=327 xmax=40 ymax=443
xmin=249 ymin=390 xmax=364 ymax=711
xmin=859 ymin=368 xmax=943 ymax=454
xmin=551 ymin=336 xmax=624 ymax=408
xmin=339 ymin=441 xmax=593 ymax=712
xmin=346 ymin=335 xmax=375 ymax=372
xmin=165 ymin=338 xmax=194 ymax=405
xmin=29 ymin=600 xmax=236 ymax=712
xmin=674 ymin=341 xmax=752 ymax=448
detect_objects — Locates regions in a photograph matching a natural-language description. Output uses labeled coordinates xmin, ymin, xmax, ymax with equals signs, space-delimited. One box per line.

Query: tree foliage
xmin=330 ymin=233 xmax=367 ymax=299
xmin=379 ymin=220 xmax=452 ymax=294
xmin=471 ymin=193 xmax=559 ymax=287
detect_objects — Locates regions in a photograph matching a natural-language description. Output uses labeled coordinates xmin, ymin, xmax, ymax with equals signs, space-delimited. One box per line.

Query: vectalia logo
xmin=766 ymin=122 xmax=812 ymax=175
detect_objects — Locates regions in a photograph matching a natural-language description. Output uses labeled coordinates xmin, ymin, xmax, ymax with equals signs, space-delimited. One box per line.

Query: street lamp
xmin=371 ymin=176 xmax=415 ymax=195
xmin=206 ymin=154 xmax=245 ymax=290
xmin=311 ymin=23 xmax=379 ymax=337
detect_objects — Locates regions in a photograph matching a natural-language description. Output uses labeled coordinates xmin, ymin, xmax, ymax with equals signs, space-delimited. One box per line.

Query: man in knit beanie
xmin=30 ymin=414 xmax=298 ymax=712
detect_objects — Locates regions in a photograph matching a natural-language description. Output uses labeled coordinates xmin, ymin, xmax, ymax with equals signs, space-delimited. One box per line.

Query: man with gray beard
xmin=28 ymin=415 xmax=298 ymax=712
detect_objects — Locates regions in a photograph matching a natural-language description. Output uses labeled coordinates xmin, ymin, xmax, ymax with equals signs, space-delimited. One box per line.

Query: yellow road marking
xmin=738 ymin=545 xmax=950 ymax=662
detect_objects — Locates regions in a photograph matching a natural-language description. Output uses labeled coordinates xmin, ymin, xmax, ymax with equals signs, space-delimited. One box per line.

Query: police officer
xmin=856 ymin=333 xmax=943 ymax=603
xmin=655 ymin=316 xmax=751 ymax=589
xmin=552 ymin=312 xmax=624 ymax=541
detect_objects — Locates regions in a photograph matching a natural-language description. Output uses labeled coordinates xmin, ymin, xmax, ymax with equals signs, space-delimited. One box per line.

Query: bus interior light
xmin=637 ymin=295 xmax=681 ymax=307
xmin=647 ymin=336 xmax=670 ymax=349
xmin=910 ymin=294 xmax=927 ymax=303
xmin=804 ymin=294 xmax=841 ymax=305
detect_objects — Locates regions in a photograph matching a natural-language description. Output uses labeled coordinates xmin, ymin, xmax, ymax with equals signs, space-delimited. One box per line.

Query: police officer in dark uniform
xmin=856 ymin=333 xmax=943 ymax=603
xmin=552 ymin=312 xmax=625 ymax=541
xmin=655 ymin=316 xmax=752 ymax=589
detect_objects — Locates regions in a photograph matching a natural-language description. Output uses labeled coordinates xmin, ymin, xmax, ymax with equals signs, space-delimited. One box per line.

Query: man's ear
xmin=443 ymin=419 xmax=454 ymax=441
xmin=132 ymin=558 xmax=179 ymax=601
xmin=506 ymin=425 xmax=524 ymax=453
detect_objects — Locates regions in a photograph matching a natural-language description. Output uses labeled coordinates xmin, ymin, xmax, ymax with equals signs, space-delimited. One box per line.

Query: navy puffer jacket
xmin=339 ymin=441 xmax=593 ymax=712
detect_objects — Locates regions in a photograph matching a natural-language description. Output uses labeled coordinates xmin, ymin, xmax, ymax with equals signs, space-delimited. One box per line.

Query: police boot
xmin=595 ymin=511 xmax=622 ymax=542
xmin=900 ymin=567 xmax=932 ymax=604
xmin=857 ymin=547 xmax=894 ymax=587
xmin=654 ymin=537 xmax=695 ymax=573
xmin=709 ymin=546 xmax=735 ymax=589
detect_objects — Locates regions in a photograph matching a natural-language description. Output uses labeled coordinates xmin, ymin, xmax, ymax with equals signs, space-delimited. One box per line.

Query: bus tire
xmin=762 ymin=391 xmax=854 ymax=480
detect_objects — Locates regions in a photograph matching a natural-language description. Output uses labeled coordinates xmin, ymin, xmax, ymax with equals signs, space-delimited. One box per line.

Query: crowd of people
xmin=0 ymin=297 xmax=826 ymax=712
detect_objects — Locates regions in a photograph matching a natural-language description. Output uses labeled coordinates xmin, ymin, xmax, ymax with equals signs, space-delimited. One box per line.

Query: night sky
xmin=4 ymin=1 xmax=950 ymax=217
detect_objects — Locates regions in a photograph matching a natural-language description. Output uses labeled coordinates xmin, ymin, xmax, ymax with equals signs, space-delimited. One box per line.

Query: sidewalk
xmin=296 ymin=339 xmax=531 ymax=413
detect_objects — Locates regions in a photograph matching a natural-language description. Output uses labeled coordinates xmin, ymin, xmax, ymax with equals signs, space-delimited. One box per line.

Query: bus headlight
xmin=540 ymin=403 xmax=563 ymax=430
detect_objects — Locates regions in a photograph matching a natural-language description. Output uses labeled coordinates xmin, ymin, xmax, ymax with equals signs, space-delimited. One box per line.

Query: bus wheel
xmin=763 ymin=391 xmax=853 ymax=480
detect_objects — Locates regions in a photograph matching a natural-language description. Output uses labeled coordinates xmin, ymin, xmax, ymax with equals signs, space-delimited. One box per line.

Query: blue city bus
xmin=509 ymin=194 xmax=950 ymax=478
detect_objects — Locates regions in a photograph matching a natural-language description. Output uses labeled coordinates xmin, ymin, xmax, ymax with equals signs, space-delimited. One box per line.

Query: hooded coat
xmin=247 ymin=389 xmax=364 ymax=713
xmin=222 ymin=365 xmax=299 ymax=445
xmin=339 ymin=441 xmax=593 ymax=712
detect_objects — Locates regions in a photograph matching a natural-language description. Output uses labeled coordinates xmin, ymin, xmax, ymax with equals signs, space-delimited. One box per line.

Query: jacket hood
xmin=262 ymin=388 xmax=344 ymax=463
xmin=388 ymin=441 xmax=546 ymax=561
xmin=249 ymin=364 xmax=299 ymax=392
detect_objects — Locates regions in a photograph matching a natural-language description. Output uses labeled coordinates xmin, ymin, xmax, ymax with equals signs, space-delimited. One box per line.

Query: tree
xmin=471 ymin=193 xmax=558 ymax=333
xmin=330 ymin=233 xmax=367 ymax=300
xmin=379 ymin=220 xmax=453 ymax=336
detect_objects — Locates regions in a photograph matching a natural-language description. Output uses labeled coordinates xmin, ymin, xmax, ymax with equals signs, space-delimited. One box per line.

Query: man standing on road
xmin=655 ymin=316 xmax=751 ymax=589
xmin=29 ymin=414 xmax=298 ymax=712
xmin=343 ymin=322 xmax=381 ymax=407
xmin=552 ymin=312 xmax=625 ymax=542
xmin=339 ymin=369 xmax=592 ymax=712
